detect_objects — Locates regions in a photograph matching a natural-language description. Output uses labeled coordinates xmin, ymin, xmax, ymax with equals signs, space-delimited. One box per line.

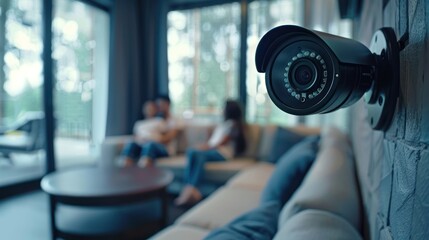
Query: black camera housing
xmin=255 ymin=25 xmax=399 ymax=130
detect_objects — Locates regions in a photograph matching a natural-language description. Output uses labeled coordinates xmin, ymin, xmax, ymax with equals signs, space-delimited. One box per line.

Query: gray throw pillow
xmin=261 ymin=135 xmax=320 ymax=206
xmin=204 ymin=201 xmax=280 ymax=240
xmin=266 ymin=127 xmax=306 ymax=163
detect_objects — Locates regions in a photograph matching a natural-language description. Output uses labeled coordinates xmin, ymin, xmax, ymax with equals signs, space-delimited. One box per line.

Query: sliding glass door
xmin=0 ymin=0 xmax=45 ymax=187
xmin=0 ymin=0 xmax=110 ymax=189
xmin=53 ymin=0 xmax=109 ymax=170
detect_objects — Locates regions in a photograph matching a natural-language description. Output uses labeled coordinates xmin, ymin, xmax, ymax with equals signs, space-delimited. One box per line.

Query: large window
xmin=167 ymin=3 xmax=240 ymax=119
xmin=0 ymin=0 xmax=43 ymax=125
xmin=0 ymin=0 xmax=110 ymax=186
xmin=168 ymin=0 xmax=352 ymax=128
xmin=53 ymin=0 xmax=109 ymax=169
xmin=0 ymin=0 xmax=45 ymax=185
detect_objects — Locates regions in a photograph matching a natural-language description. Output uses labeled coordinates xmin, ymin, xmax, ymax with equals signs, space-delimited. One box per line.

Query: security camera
xmin=255 ymin=25 xmax=400 ymax=131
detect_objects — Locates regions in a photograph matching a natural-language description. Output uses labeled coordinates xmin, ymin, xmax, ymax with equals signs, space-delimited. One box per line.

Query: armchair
xmin=0 ymin=112 xmax=45 ymax=164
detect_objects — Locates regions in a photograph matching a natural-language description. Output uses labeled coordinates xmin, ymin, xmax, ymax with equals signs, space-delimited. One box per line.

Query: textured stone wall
xmin=351 ymin=0 xmax=429 ymax=239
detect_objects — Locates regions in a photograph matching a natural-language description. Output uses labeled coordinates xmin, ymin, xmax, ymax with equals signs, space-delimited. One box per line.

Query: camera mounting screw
xmin=365 ymin=28 xmax=400 ymax=130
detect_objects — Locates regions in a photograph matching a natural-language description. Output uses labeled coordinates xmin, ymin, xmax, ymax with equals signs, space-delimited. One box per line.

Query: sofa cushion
xmin=204 ymin=201 xmax=280 ymax=240
xmin=273 ymin=209 xmax=362 ymax=240
xmin=176 ymin=122 xmax=214 ymax=154
xmin=157 ymin=156 xmax=256 ymax=184
xmin=176 ymin=186 xmax=261 ymax=230
xmin=99 ymin=135 xmax=134 ymax=166
xmin=257 ymin=125 xmax=321 ymax=161
xmin=240 ymin=124 xmax=262 ymax=158
xmin=278 ymin=126 xmax=362 ymax=231
xmin=227 ymin=162 xmax=275 ymax=191
xmin=266 ymin=126 xmax=306 ymax=163
xmin=149 ymin=225 xmax=210 ymax=240
xmin=176 ymin=123 xmax=262 ymax=158
xmin=257 ymin=125 xmax=278 ymax=161
xmin=261 ymin=135 xmax=320 ymax=206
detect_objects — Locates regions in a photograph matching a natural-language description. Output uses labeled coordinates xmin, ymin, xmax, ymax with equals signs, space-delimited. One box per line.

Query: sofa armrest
xmin=98 ymin=135 xmax=133 ymax=167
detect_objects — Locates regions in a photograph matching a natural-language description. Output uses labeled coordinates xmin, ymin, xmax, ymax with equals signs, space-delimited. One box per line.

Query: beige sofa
xmin=150 ymin=127 xmax=363 ymax=239
xmin=99 ymin=121 xmax=319 ymax=193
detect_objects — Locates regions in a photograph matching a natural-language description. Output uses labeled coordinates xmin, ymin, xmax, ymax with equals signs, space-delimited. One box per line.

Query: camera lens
xmin=295 ymin=66 xmax=312 ymax=84
xmin=290 ymin=59 xmax=317 ymax=91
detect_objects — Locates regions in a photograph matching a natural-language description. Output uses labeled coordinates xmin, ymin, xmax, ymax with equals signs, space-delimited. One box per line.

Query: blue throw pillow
xmin=261 ymin=135 xmax=320 ymax=206
xmin=204 ymin=201 xmax=281 ymax=240
xmin=266 ymin=127 xmax=306 ymax=163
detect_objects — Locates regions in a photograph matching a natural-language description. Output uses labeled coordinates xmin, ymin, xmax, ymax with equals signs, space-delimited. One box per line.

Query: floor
xmin=0 ymin=191 xmax=50 ymax=240
xmin=0 ymin=190 xmax=189 ymax=240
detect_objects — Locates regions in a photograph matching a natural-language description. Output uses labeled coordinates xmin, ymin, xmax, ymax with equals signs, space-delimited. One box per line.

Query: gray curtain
xmin=106 ymin=0 xmax=167 ymax=136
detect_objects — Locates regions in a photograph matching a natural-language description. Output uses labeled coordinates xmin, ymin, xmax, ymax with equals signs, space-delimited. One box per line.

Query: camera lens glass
xmin=290 ymin=59 xmax=317 ymax=91
xmin=295 ymin=66 xmax=312 ymax=84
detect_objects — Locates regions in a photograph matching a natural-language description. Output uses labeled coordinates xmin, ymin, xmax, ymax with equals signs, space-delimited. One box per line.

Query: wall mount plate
xmin=364 ymin=28 xmax=400 ymax=131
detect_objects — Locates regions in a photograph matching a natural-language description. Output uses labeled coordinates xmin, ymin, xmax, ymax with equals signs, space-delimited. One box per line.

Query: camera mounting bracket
xmin=364 ymin=28 xmax=400 ymax=130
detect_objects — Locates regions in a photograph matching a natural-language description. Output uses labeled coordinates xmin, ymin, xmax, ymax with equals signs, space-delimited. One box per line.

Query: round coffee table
xmin=41 ymin=166 xmax=173 ymax=240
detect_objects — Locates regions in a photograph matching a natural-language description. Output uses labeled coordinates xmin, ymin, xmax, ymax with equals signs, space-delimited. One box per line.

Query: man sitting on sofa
xmin=120 ymin=95 xmax=182 ymax=167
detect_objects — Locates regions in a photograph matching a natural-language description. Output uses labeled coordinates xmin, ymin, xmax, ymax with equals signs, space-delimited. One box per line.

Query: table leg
xmin=48 ymin=195 xmax=57 ymax=240
xmin=161 ymin=189 xmax=169 ymax=227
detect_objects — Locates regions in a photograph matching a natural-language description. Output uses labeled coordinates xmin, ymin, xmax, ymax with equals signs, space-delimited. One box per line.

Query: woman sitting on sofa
xmin=175 ymin=99 xmax=246 ymax=206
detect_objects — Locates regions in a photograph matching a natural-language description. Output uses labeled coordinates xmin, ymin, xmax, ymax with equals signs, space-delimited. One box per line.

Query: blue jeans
xmin=121 ymin=141 xmax=169 ymax=162
xmin=185 ymin=148 xmax=226 ymax=187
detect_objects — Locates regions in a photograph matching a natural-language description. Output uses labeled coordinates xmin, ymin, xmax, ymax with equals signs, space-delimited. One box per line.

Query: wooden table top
xmin=41 ymin=167 xmax=173 ymax=201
